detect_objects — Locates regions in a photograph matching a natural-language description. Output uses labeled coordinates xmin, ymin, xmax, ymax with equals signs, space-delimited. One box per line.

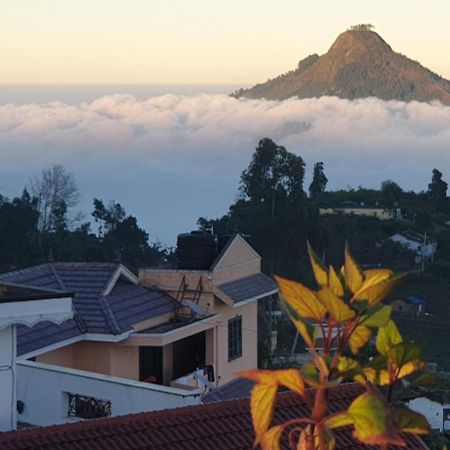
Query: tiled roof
xmin=0 ymin=263 xmax=177 ymax=355
xmin=216 ymin=273 xmax=278 ymax=304
xmin=0 ymin=384 xmax=428 ymax=449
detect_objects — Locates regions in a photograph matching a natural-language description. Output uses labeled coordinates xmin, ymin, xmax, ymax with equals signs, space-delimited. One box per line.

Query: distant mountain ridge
xmin=233 ymin=27 xmax=450 ymax=104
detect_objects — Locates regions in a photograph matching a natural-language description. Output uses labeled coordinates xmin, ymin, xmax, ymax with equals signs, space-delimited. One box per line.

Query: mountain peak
xmin=233 ymin=27 xmax=450 ymax=104
xmin=329 ymin=28 xmax=392 ymax=55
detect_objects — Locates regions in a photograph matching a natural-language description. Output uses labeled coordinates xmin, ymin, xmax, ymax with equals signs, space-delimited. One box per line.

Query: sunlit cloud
xmin=1 ymin=94 xmax=450 ymax=244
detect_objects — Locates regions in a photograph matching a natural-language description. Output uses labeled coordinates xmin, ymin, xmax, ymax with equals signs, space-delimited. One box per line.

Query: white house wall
xmin=17 ymin=360 xmax=202 ymax=427
xmin=0 ymin=326 xmax=16 ymax=431
xmin=408 ymin=397 xmax=450 ymax=431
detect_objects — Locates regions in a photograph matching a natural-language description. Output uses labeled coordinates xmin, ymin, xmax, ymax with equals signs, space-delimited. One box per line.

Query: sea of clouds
xmin=1 ymin=94 xmax=450 ymax=245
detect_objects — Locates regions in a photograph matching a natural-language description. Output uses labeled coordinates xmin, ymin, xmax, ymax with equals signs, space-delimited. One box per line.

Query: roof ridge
xmin=48 ymin=263 xmax=66 ymax=290
xmin=98 ymin=295 xmax=122 ymax=335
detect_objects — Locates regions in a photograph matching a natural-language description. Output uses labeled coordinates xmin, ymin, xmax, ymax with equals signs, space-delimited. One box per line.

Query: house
xmin=409 ymin=396 xmax=450 ymax=432
xmin=390 ymin=295 xmax=425 ymax=316
xmin=320 ymin=202 xmax=400 ymax=220
xmin=0 ymin=281 xmax=73 ymax=431
xmin=0 ymin=383 xmax=429 ymax=449
xmin=390 ymin=232 xmax=437 ymax=261
xmin=0 ymin=233 xmax=277 ymax=426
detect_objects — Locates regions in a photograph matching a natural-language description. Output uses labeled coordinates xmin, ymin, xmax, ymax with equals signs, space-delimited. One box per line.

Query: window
xmin=67 ymin=393 xmax=111 ymax=419
xmin=228 ymin=315 xmax=242 ymax=361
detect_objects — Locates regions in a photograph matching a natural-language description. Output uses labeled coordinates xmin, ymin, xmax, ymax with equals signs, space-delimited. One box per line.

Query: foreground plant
xmin=239 ymin=243 xmax=431 ymax=449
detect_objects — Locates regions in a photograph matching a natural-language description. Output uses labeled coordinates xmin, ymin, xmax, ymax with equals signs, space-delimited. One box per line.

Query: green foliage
xmin=309 ymin=162 xmax=328 ymax=201
xmin=0 ymin=186 xmax=168 ymax=273
xmin=349 ymin=24 xmax=375 ymax=31
xmin=428 ymin=168 xmax=448 ymax=208
xmin=240 ymin=138 xmax=306 ymax=204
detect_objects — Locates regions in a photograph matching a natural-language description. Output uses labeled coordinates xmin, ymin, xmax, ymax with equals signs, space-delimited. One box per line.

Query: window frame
xmin=228 ymin=315 xmax=243 ymax=361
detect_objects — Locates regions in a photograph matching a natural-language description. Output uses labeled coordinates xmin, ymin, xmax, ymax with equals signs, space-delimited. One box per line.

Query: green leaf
xmin=404 ymin=369 xmax=437 ymax=388
xmin=324 ymin=412 xmax=354 ymax=429
xmin=337 ymin=357 xmax=364 ymax=383
xmin=393 ymin=408 xmax=430 ymax=435
xmin=300 ymin=362 xmax=320 ymax=388
xmin=389 ymin=342 xmax=422 ymax=367
xmin=360 ymin=305 xmax=392 ymax=328
xmin=347 ymin=391 xmax=404 ymax=446
xmin=376 ymin=320 xmax=403 ymax=356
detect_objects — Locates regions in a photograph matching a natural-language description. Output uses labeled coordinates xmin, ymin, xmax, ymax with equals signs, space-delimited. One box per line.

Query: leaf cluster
xmin=239 ymin=245 xmax=432 ymax=449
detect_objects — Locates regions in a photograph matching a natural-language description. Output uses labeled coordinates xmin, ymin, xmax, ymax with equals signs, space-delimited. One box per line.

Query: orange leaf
xmin=329 ymin=265 xmax=344 ymax=297
xmin=353 ymin=273 xmax=404 ymax=307
xmin=306 ymin=242 xmax=328 ymax=286
xmin=363 ymin=367 xmax=390 ymax=385
xmin=238 ymin=369 xmax=305 ymax=396
xmin=349 ymin=325 xmax=371 ymax=354
xmin=344 ymin=244 xmax=364 ymax=294
xmin=260 ymin=425 xmax=284 ymax=450
xmin=275 ymin=275 xmax=326 ymax=321
xmin=317 ymin=286 xmax=355 ymax=321
xmin=250 ymin=383 xmax=278 ymax=446
xmin=307 ymin=242 xmax=328 ymax=286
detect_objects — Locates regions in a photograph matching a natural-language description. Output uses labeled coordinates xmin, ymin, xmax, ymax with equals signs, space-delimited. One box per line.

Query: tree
xmin=428 ymin=169 xmax=447 ymax=205
xmin=309 ymin=162 xmax=328 ymax=201
xmin=29 ymin=164 xmax=80 ymax=232
xmin=240 ymin=138 xmax=305 ymax=204
xmin=380 ymin=179 xmax=402 ymax=207
xmin=0 ymin=190 xmax=41 ymax=271
xmin=239 ymin=245 xmax=431 ymax=449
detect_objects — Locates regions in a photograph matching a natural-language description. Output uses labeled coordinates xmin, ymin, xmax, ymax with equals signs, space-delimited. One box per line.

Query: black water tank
xmin=176 ymin=231 xmax=218 ymax=270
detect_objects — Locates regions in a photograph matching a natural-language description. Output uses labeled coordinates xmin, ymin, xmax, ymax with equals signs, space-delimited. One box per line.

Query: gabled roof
xmin=0 ymin=262 xmax=177 ymax=356
xmin=215 ymin=273 xmax=278 ymax=306
xmin=210 ymin=233 xmax=261 ymax=271
xmin=0 ymin=383 xmax=428 ymax=449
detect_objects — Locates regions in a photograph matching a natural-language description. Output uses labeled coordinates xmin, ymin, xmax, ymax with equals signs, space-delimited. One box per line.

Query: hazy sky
xmin=2 ymin=0 xmax=450 ymax=84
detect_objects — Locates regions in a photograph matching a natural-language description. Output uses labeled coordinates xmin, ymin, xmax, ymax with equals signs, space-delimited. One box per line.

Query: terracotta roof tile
xmin=0 ymin=384 xmax=428 ymax=450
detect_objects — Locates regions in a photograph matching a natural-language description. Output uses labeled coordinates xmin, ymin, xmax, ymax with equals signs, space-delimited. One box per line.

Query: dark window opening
xmin=139 ymin=346 xmax=163 ymax=383
xmin=228 ymin=315 xmax=242 ymax=361
xmin=173 ymin=331 xmax=206 ymax=379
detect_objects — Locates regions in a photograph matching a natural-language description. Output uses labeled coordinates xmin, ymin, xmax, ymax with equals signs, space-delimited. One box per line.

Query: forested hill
xmin=232 ymin=25 xmax=450 ymax=105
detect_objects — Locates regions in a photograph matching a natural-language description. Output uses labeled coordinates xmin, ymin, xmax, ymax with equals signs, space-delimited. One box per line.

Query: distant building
xmin=390 ymin=232 xmax=437 ymax=261
xmin=390 ymin=295 xmax=425 ymax=316
xmin=319 ymin=202 xmax=401 ymax=220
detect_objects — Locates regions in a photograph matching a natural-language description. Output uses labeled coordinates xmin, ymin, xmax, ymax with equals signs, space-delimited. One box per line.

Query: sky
xmin=1 ymin=1 xmax=450 ymax=246
xmin=1 ymin=0 xmax=450 ymax=84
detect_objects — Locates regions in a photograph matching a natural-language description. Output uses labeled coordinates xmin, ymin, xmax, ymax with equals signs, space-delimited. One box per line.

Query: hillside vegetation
xmin=233 ymin=27 xmax=450 ymax=104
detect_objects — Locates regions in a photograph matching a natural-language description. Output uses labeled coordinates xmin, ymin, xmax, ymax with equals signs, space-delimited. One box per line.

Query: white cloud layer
xmin=1 ymin=94 xmax=450 ymax=244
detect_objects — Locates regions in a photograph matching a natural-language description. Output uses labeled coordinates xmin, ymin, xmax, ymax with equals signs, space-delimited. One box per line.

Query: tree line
xmin=0 ymin=164 xmax=168 ymax=273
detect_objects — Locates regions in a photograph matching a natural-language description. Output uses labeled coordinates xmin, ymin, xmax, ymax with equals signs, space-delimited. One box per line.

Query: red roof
xmin=0 ymin=383 xmax=427 ymax=450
